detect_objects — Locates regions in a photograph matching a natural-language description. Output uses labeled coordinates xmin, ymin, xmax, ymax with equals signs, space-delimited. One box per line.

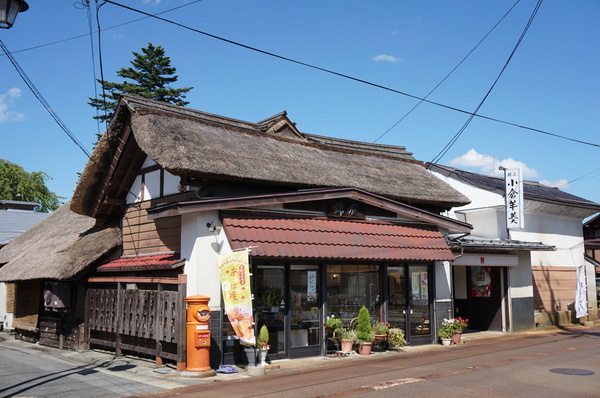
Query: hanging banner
xmin=575 ymin=265 xmax=588 ymax=318
xmin=504 ymin=168 xmax=524 ymax=229
xmin=218 ymin=251 xmax=255 ymax=345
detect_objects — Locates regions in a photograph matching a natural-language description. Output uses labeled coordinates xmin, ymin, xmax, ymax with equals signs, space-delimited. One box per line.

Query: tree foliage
xmin=0 ymin=159 xmax=62 ymax=212
xmin=89 ymin=43 xmax=193 ymax=124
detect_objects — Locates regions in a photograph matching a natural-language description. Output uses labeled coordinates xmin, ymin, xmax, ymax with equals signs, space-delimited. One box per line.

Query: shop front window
xmin=326 ymin=264 xmax=380 ymax=327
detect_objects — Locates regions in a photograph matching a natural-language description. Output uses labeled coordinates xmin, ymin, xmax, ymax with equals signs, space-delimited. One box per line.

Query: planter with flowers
xmin=450 ymin=317 xmax=468 ymax=345
xmin=372 ymin=321 xmax=390 ymax=342
xmin=387 ymin=327 xmax=407 ymax=350
xmin=438 ymin=317 xmax=468 ymax=346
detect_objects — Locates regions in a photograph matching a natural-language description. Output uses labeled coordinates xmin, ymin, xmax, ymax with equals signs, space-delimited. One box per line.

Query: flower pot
xmin=340 ymin=339 xmax=354 ymax=352
xmin=244 ymin=347 xmax=257 ymax=367
xmin=258 ymin=348 xmax=269 ymax=366
xmin=451 ymin=331 xmax=462 ymax=345
xmin=374 ymin=334 xmax=386 ymax=342
xmin=358 ymin=342 xmax=373 ymax=355
xmin=441 ymin=338 xmax=451 ymax=346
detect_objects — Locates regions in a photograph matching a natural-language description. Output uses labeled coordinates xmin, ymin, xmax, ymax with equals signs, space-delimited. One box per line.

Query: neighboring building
xmin=428 ymin=164 xmax=600 ymax=331
xmin=0 ymin=200 xmax=48 ymax=331
xmin=0 ymin=203 xmax=120 ymax=348
xmin=583 ymin=214 xmax=600 ymax=307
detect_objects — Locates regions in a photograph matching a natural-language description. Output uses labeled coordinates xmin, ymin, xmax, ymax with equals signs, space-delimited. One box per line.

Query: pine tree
xmin=89 ymin=43 xmax=193 ymax=124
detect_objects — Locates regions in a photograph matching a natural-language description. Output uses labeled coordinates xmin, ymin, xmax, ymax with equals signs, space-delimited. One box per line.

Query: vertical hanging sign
xmin=218 ymin=250 xmax=255 ymax=345
xmin=575 ymin=265 xmax=588 ymax=318
xmin=504 ymin=168 xmax=524 ymax=229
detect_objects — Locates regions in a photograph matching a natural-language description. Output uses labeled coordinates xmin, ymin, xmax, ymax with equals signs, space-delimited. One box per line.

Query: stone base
xmin=179 ymin=370 xmax=217 ymax=378
xmin=247 ymin=366 xmax=267 ymax=377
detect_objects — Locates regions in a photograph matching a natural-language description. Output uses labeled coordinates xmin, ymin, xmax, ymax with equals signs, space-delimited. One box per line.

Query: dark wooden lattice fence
xmin=86 ymin=281 xmax=186 ymax=364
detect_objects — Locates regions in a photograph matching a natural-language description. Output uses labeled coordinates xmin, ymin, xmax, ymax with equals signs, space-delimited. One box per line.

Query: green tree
xmin=89 ymin=43 xmax=193 ymax=124
xmin=0 ymin=159 xmax=62 ymax=212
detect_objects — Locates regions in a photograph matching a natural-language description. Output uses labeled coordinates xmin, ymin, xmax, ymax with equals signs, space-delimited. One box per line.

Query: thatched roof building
xmin=71 ymin=95 xmax=470 ymax=220
xmin=0 ymin=203 xmax=121 ymax=282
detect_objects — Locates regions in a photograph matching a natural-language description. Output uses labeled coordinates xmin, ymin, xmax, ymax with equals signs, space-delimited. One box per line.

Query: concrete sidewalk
xmin=0 ymin=329 xmax=512 ymax=389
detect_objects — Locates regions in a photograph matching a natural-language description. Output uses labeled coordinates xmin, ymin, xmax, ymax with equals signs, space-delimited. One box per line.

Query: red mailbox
xmin=185 ymin=295 xmax=211 ymax=372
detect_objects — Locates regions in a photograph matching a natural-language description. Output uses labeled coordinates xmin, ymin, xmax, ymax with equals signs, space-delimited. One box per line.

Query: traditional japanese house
xmin=4 ymin=94 xmax=474 ymax=368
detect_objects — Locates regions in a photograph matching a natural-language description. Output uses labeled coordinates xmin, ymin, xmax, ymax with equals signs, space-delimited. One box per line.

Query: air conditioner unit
xmin=43 ymin=281 xmax=71 ymax=311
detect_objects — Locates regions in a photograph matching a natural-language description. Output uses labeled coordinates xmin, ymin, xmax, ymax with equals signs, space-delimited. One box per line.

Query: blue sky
xmin=1 ymin=1 xmax=599 ymax=207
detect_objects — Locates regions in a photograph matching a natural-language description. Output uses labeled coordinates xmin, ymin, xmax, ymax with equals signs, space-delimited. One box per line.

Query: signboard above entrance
xmin=451 ymin=253 xmax=518 ymax=267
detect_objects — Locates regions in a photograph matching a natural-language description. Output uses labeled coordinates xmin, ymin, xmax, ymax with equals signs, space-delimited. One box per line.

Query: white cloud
xmin=373 ymin=54 xmax=398 ymax=64
xmin=0 ymin=88 xmax=25 ymax=124
xmin=448 ymin=148 xmax=539 ymax=178
xmin=540 ymin=179 xmax=569 ymax=189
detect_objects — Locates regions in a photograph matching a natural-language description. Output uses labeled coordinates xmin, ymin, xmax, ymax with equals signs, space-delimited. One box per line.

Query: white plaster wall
xmin=511 ymin=212 xmax=585 ymax=268
xmin=163 ymin=171 xmax=181 ymax=196
xmin=435 ymin=261 xmax=452 ymax=300
xmin=0 ymin=282 xmax=7 ymax=330
xmin=508 ymin=252 xmax=534 ymax=299
xmin=125 ymin=156 xmax=181 ymax=204
xmin=181 ymin=211 xmax=232 ymax=312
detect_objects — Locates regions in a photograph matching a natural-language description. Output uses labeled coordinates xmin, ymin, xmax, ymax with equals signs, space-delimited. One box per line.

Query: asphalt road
xmin=0 ymin=344 xmax=165 ymax=398
xmin=132 ymin=326 xmax=600 ymax=398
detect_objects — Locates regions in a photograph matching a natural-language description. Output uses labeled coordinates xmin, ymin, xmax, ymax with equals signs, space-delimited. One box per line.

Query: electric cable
xmin=373 ymin=0 xmax=521 ymax=143
xmin=0 ymin=0 xmax=205 ymax=57
xmin=0 ymin=39 xmax=91 ymax=158
xmin=102 ymin=0 xmax=599 ymax=149
xmin=428 ymin=0 xmax=545 ymax=167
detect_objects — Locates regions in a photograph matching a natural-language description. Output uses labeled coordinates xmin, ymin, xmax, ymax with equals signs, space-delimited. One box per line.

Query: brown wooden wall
xmin=532 ymin=266 xmax=577 ymax=312
xmin=6 ymin=283 xmax=15 ymax=313
xmin=13 ymin=281 xmax=40 ymax=333
xmin=122 ymin=198 xmax=182 ymax=257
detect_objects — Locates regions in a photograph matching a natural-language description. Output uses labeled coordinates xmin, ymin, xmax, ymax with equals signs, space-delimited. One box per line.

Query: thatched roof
xmin=0 ymin=202 xmax=121 ymax=282
xmin=71 ymin=95 xmax=470 ymax=219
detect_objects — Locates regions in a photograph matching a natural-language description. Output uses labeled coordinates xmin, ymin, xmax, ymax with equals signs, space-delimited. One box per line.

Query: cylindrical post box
xmin=185 ymin=295 xmax=211 ymax=372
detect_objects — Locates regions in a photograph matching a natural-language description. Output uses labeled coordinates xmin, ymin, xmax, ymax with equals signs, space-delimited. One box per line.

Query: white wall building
xmin=428 ymin=164 xmax=600 ymax=331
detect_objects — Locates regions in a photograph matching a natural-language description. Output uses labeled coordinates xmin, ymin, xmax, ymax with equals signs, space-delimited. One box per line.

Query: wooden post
xmin=176 ymin=275 xmax=187 ymax=371
xmin=115 ymin=282 xmax=122 ymax=357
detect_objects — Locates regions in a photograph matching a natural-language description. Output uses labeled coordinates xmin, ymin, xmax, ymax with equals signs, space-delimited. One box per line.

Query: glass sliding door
xmin=408 ymin=264 xmax=432 ymax=343
xmin=289 ymin=265 xmax=321 ymax=357
xmin=387 ymin=264 xmax=433 ymax=345
xmin=387 ymin=266 xmax=407 ymax=332
xmin=255 ymin=265 xmax=286 ymax=356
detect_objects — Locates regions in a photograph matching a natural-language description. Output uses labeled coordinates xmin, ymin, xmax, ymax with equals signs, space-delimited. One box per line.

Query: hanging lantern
xmin=0 ymin=0 xmax=29 ymax=29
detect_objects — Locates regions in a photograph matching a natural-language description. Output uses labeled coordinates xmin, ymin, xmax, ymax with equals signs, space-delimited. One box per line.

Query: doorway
xmin=387 ymin=264 xmax=433 ymax=345
xmin=254 ymin=264 xmax=321 ymax=359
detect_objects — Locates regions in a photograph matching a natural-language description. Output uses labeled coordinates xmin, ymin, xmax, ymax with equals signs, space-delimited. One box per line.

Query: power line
xmin=102 ymin=0 xmax=600 ymax=150
xmin=0 ymin=39 xmax=91 ymax=158
xmin=428 ymin=0 xmax=545 ymax=167
xmin=0 ymin=0 xmax=205 ymax=57
xmin=373 ymin=0 xmax=521 ymax=144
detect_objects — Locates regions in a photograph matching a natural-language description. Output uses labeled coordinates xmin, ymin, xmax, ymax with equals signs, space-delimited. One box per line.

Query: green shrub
xmin=355 ymin=306 xmax=374 ymax=342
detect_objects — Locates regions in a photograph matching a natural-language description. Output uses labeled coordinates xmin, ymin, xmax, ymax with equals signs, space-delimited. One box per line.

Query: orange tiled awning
xmin=97 ymin=254 xmax=185 ymax=272
xmin=222 ymin=216 xmax=454 ymax=261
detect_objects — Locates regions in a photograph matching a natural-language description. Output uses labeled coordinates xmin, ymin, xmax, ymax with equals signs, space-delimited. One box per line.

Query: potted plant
xmin=438 ymin=318 xmax=456 ymax=346
xmin=450 ymin=317 xmax=468 ymax=345
xmin=355 ymin=306 xmax=374 ymax=355
xmin=335 ymin=327 xmax=356 ymax=353
xmin=387 ymin=327 xmax=407 ymax=350
xmin=325 ymin=316 xmax=342 ymax=336
xmin=372 ymin=321 xmax=390 ymax=342
xmin=257 ymin=325 xmax=270 ymax=366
